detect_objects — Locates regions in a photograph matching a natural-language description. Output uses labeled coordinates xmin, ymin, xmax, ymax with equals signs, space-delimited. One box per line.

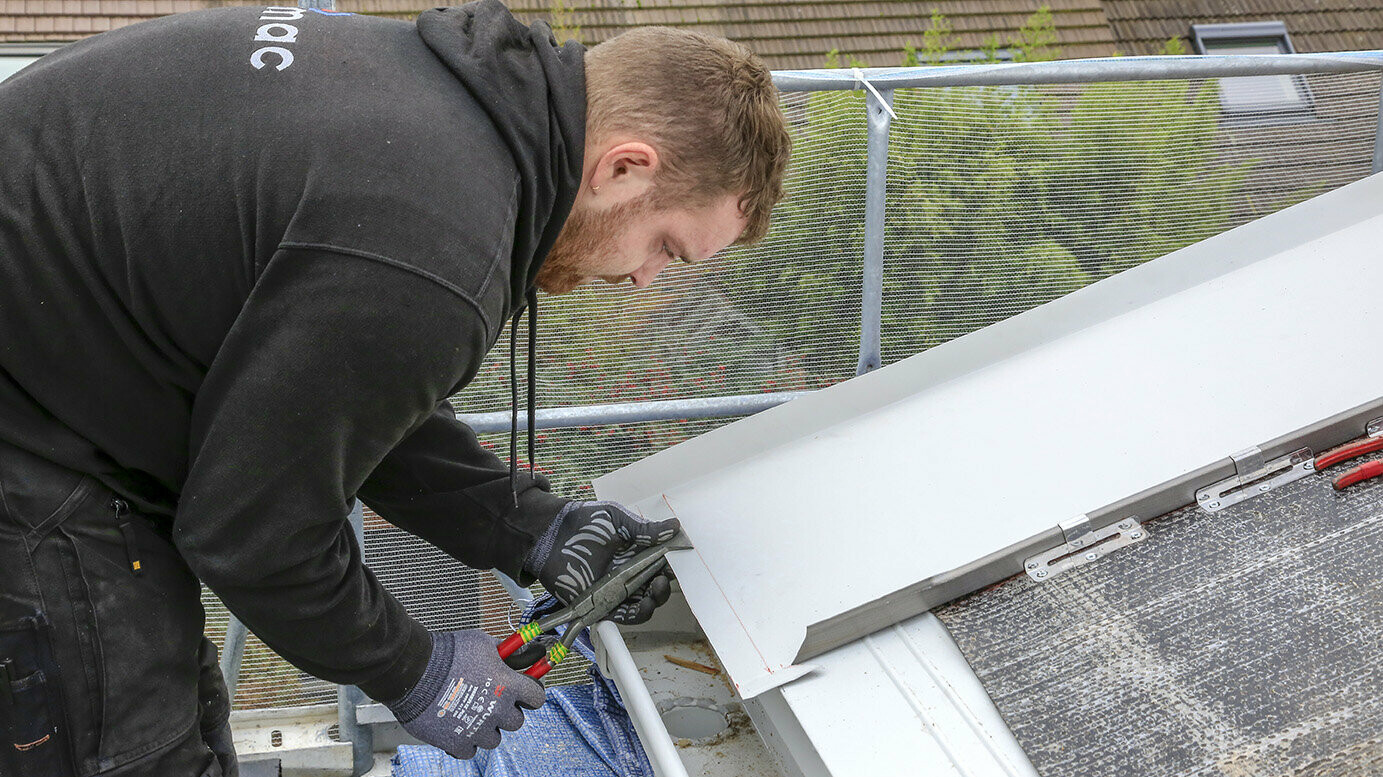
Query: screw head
xmin=1084 ymin=552 xmax=1098 ymax=561
xmin=1199 ymin=493 xmax=1210 ymax=500
xmin=1035 ymin=570 xmax=1048 ymax=578
xmin=1304 ymin=461 xmax=1314 ymax=470
xmin=1026 ymin=562 xmax=1038 ymax=570
xmin=1070 ymin=538 xmax=1083 ymax=547
xmin=1258 ymin=484 xmax=1270 ymax=492
xmin=1209 ymin=501 xmax=1221 ymax=509
xmin=1130 ymin=531 xmax=1143 ymax=540
xmin=1119 ymin=521 xmax=1132 ymax=530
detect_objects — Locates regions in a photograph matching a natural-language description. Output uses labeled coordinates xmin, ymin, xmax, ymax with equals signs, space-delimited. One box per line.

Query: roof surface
xmin=0 ymin=0 xmax=1121 ymax=67
xmin=593 ymin=172 xmax=1383 ymax=699
xmin=8 ymin=1 xmax=1383 ymax=66
xmin=1102 ymin=0 xmax=1383 ymax=55
xmin=0 ymin=0 xmax=218 ymax=42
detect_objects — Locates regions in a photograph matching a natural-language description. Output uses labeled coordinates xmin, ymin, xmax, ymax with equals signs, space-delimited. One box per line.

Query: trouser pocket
xmin=0 ymin=613 xmax=76 ymax=777
xmin=71 ymin=493 xmax=204 ymax=768
xmin=0 ymin=441 xmax=209 ymax=774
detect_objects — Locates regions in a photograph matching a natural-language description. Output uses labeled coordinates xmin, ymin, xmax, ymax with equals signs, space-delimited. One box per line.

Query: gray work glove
xmin=386 ymin=630 xmax=545 ymax=760
xmin=524 ymin=501 xmax=680 ymax=624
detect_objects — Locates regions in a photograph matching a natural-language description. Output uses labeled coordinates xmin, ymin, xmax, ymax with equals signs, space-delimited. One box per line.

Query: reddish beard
xmin=536 ymin=194 xmax=654 ymax=294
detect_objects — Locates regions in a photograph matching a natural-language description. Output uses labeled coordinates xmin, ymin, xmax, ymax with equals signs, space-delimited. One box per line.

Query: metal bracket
xmin=1025 ymin=517 xmax=1147 ymax=581
xmin=1231 ymin=446 xmax=1267 ymax=479
xmin=1059 ymin=514 xmax=1092 ymax=545
xmin=1368 ymin=417 xmax=1383 ymax=438
xmin=1196 ymin=446 xmax=1314 ymax=513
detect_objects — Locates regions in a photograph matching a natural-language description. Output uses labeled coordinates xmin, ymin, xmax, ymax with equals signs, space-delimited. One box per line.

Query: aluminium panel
xmin=933 ymin=450 xmax=1383 ymax=776
xmin=595 ymin=173 xmax=1383 ymax=698
xmin=753 ymin=612 xmax=1040 ymax=777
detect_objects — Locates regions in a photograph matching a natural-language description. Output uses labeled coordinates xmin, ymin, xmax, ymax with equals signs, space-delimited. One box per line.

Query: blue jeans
xmin=0 ymin=441 xmax=236 ymax=777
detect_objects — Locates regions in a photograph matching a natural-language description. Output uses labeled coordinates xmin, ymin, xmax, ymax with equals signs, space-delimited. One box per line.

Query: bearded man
xmin=0 ymin=2 xmax=790 ymax=773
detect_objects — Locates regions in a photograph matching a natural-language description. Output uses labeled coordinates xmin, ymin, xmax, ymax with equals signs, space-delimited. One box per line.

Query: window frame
xmin=0 ymin=43 xmax=61 ymax=82
xmin=1188 ymin=22 xmax=1315 ymax=123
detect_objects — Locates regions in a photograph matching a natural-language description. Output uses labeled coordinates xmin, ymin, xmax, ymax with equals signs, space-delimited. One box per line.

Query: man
xmin=0 ymin=1 xmax=789 ymax=773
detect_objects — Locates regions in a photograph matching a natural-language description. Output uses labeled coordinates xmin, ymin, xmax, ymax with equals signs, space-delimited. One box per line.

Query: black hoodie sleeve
xmin=359 ymin=403 xmax=568 ymax=584
xmin=174 ymin=246 xmax=514 ymax=702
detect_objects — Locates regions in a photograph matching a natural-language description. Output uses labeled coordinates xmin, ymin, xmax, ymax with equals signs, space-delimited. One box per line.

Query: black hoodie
xmin=0 ymin=1 xmax=584 ymax=701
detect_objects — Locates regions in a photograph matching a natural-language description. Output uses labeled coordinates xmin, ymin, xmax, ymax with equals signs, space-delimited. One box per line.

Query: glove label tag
xmin=435 ymin=677 xmax=500 ymax=738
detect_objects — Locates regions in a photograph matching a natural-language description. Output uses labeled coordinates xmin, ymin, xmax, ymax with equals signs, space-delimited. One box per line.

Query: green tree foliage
xmin=459 ymin=8 xmax=1252 ymax=496
xmin=726 ymin=8 xmax=1248 ymax=364
xmin=547 ymin=0 xmax=581 ymax=44
xmin=1011 ymin=6 xmax=1060 ymax=62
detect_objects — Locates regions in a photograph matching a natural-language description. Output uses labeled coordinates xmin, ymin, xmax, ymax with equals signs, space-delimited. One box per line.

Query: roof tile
xmin=25 ymin=0 xmax=1377 ymax=73
xmin=1103 ymin=0 xmax=1382 ymax=54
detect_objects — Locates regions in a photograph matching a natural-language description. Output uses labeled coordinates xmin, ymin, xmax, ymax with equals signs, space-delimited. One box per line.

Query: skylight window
xmin=1190 ymin=23 xmax=1313 ymax=119
xmin=0 ymin=45 xmax=57 ymax=83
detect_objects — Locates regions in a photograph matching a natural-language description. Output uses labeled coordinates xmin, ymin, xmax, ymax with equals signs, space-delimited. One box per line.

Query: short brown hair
xmin=585 ymin=28 xmax=790 ymax=244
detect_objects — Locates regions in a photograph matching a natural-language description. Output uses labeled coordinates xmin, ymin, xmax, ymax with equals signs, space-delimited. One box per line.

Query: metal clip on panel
xmin=1367 ymin=417 xmax=1383 ymax=438
xmin=1196 ymin=445 xmax=1314 ymax=513
xmin=1025 ymin=516 xmax=1148 ymax=581
xmin=1059 ymin=514 xmax=1093 ymax=545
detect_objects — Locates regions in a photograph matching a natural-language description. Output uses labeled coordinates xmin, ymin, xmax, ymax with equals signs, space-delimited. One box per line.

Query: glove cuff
xmin=522 ymin=501 xmax=579 ymax=577
xmin=385 ymin=632 xmax=455 ymax=724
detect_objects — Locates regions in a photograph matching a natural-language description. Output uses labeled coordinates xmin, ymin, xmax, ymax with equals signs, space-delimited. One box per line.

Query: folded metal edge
xmin=794 ymin=394 xmax=1383 ymax=665
xmin=734 ymin=663 xmax=818 ymax=700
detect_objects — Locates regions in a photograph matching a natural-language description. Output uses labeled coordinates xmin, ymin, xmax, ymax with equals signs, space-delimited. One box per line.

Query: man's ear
xmin=587 ymin=141 xmax=659 ymax=206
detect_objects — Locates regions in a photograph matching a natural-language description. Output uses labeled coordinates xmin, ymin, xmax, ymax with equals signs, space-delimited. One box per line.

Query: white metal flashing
xmin=761 ymin=613 xmax=1039 ymax=777
xmin=596 ymin=173 xmax=1383 ymax=699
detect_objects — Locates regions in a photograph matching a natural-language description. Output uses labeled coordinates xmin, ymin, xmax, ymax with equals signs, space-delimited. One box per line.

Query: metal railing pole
xmin=772 ymin=51 xmax=1383 ymax=92
xmin=493 ymin=571 xmax=535 ymax=603
xmin=455 ymin=390 xmax=811 ymax=434
xmin=856 ymin=87 xmax=893 ymax=376
xmin=338 ymin=500 xmax=374 ymax=776
xmin=1373 ymin=77 xmax=1383 ymax=174
xmin=219 ymin=616 xmax=247 ymax=701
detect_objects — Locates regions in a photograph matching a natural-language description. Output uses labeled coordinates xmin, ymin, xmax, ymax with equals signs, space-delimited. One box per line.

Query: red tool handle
xmin=524 ymin=658 xmax=555 ymax=680
xmin=1334 ymin=460 xmax=1383 ymax=490
xmin=496 ymin=633 xmax=526 ymax=659
xmin=1314 ymin=437 xmax=1383 ymax=470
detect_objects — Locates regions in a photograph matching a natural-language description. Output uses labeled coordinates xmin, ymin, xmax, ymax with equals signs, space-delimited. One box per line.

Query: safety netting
xmin=213 ymin=66 xmax=1383 ymax=710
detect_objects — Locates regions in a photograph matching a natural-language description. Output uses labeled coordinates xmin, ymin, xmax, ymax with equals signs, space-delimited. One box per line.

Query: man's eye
xmin=664 ymin=243 xmax=691 ymax=264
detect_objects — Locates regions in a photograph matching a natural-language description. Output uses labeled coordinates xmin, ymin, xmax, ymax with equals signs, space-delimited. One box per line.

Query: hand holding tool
xmin=525 ymin=501 xmax=681 ymax=625
xmin=384 ymin=630 xmax=546 ymax=761
xmin=502 ymin=532 xmax=692 ymax=680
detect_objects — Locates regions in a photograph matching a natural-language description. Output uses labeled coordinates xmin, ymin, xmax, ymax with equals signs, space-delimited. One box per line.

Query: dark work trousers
xmin=0 ymin=440 xmax=238 ymax=777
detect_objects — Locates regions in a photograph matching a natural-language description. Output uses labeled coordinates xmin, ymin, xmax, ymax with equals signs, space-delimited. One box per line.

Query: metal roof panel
xmin=596 ymin=172 xmax=1383 ymax=697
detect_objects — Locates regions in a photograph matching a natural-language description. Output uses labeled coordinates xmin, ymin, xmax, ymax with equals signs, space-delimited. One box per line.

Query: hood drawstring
xmin=509 ymin=288 xmax=539 ymax=509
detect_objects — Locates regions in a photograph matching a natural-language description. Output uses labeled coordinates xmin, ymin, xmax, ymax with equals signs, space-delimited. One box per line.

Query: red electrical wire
xmin=1314 ymin=436 xmax=1383 ymax=470
xmin=1334 ymin=460 xmax=1383 ymax=491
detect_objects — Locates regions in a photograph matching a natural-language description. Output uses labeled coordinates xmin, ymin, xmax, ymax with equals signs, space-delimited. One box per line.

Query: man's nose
xmin=630 ymin=256 xmax=672 ymax=288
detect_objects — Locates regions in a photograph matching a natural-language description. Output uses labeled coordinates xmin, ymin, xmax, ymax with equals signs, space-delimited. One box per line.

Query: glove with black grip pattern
xmin=524 ymin=501 xmax=679 ymax=624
